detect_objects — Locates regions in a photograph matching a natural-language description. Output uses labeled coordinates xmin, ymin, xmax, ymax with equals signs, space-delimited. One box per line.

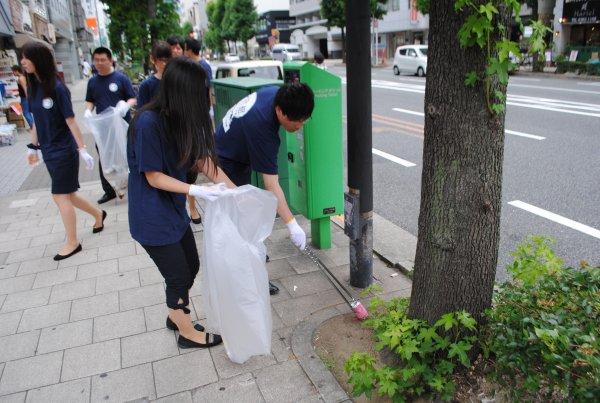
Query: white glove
xmin=286 ymin=218 xmax=306 ymax=250
xmin=115 ymin=100 xmax=130 ymax=117
xmin=27 ymin=148 xmax=40 ymax=166
xmin=188 ymin=183 xmax=228 ymax=201
xmin=84 ymin=109 xmax=93 ymax=119
xmin=79 ymin=147 xmax=94 ymax=170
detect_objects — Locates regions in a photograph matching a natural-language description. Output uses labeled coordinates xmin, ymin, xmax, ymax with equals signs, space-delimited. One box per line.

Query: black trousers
xmin=96 ymin=144 xmax=116 ymax=197
xmin=142 ymin=226 xmax=200 ymax=311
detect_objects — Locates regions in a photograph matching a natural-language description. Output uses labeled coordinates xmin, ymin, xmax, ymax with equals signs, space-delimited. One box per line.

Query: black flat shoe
xmin=269 ymin=281 xmax=279 ymax=295
xmin=178 ymin=332 xmax=222 ymax=349
xmin=191 ymin=216 xmax=202 ymax=225
xmin=166 ymin=316 xmax=204 ymax=332
xmin=97 ymin=193 xmax=116 ymax=204
xmin=266 ymin=254 xmax=270 ymax=262
xmin=53 ymin=244 xmax=82 ymax=261
xmin=93 ymin=210 xmax=107 ymax=234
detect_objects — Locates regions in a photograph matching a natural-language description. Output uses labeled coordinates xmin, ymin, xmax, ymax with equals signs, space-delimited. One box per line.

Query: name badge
xmin=109 ymin=83 xmax=118 ymax=92
xmin=42 ymin=98 xmax=54 ymax=109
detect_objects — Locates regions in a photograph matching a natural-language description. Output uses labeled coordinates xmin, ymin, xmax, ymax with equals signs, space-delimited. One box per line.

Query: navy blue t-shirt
xmin=29 ymin=80 xmax=77 ymax=162
xmin=85 ymin=70 xmax=135 ymax=119
xmin=215 ymin=86 xmax=280 ymax=184
xmin=127 ymin=110 xmax=192 ymax=246
xmin=137 ymin=75 xmax=160 ymax=108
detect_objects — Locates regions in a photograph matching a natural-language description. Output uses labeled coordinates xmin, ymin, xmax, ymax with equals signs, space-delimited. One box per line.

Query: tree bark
xmin=408 ymin=0 xmax=506 ymax=324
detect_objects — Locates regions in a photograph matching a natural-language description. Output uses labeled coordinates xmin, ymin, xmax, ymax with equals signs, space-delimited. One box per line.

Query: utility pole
xmin=345 ymin=0 xmax=373 ymax=288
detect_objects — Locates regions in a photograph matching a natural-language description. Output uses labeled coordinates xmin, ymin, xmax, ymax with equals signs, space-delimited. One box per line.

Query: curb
xmin=290 ymin=307 xmax=350 ymax=403
xmin=331 ymin=213 xmax=416 ymax=277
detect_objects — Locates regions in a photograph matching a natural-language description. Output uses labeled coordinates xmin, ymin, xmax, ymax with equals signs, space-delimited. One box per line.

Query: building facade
xmin=289 ymin=0 xmax=342 ymax=59
xmin=554 ymin=0 xmax=600 ymax=56
xmin=256 ymin=10 xmax=295 ymax=57
xmin=378 ymin=0 xmax=429 ymax=61
xmin=180 ymin=0 xmax=209 ymax=42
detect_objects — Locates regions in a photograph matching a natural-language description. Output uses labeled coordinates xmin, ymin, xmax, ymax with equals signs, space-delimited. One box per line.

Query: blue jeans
xmin=21 ymin=99 xmax=34 ymax=128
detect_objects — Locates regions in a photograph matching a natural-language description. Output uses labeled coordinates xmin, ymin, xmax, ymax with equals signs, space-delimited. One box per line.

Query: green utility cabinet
xmin=282 ymin=62 xmax=344 ymax=249
xmin=212 ymin=77 xmax=290 ymax=196
xmin=212 ymin=68 xmax=343 ymax=250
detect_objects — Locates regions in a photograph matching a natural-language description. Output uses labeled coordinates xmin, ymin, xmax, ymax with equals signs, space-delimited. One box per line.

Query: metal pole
xmin=346 ymin=0 xmax=373 ymax=288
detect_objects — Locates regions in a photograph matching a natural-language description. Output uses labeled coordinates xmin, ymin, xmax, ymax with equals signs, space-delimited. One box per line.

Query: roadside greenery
xmin=345 ymin=236 xmax=600 ymax=401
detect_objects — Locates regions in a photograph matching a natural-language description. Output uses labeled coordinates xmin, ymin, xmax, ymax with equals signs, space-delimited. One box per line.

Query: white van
xmin=271 ymin=44 xmax=302 ymax=62
xmin=215 ymin=60 xmax=283 ymax=80
xmin=393 ymin=45 xmax=428 ymax=77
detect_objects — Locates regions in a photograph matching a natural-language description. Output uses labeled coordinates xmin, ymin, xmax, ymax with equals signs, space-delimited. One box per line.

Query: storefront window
xmin=570 ymin=24 xmax=600 ymax=46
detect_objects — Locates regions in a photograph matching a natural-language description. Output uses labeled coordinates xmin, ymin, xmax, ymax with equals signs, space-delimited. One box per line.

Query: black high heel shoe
xmin=93 ymin=210 xmax=107 ymax=234
xmin=166 ymin=316 xmax=205 ymax=332
xmin=178 ymin=332 xmax=222 ymax=349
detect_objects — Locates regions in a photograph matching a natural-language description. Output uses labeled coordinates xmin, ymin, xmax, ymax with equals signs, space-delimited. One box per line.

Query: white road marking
xmin=508 ymin=200 xmax=600 ymax=239
xmin=342 ymin=77 xmax=600 ymax=117
xmin=391 ymin=108 xmax=546 ymax=140
xmin=509 ymin=77 xmax=541 ymax=82
xmin=505 ymin=101 xmax=600 ymax=118
xmin=392 ymin=107 xmax=424 ymax=116
xmin=508 ymin=82 xmax=600 ymax=95
xmin=372 ymin=148 xmax=417 ymax=167
xmin=505 ymin=130 xmax=546 ymax=140
xmin=577 ymin=82 xmax=600 ymax=87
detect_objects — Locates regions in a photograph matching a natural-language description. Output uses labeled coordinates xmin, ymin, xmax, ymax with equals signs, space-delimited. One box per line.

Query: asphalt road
xmin=327 ymin=64 xmax=600 ymax=279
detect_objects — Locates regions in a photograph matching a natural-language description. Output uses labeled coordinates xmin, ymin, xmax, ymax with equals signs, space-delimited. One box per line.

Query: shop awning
xmin=13 ymin=33 xmax=51 ymax=48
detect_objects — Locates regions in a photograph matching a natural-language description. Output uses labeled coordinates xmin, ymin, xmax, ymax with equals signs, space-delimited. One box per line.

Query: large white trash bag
xmin=202 ymin=184 xmax=277 ymax=364
xmin=85 ymin=107 xmax=129 ymax=194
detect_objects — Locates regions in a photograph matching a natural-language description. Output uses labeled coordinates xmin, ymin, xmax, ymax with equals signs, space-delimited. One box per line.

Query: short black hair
xmin=11 ymin=65 xmax=22 ymax=73
xmin=151 ymin=41 xmax=172 ymax=60
xmin=93 ymin=47 xmax=112 ymax=59
xmin=314 ymin=52 xmax=324 ymax=64
xmin=184 ymin=38 xmax=201 ymax=55
xmin=166 ymin=36 xmax=184 ymax=47
xmin=274 ymin=83 xmax=314 ymax=121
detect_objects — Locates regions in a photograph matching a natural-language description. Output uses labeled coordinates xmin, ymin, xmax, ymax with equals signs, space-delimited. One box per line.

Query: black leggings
xmin=142 ymin=226 xmax=199 ymax=312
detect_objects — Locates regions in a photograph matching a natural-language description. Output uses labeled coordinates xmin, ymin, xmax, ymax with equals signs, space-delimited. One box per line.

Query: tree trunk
xmin=408 ymin=0 xmax=506 ymax=325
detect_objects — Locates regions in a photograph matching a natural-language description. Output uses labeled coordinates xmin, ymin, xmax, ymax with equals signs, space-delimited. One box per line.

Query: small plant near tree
xmin=345 ymin=296 xmax=478 ymax=401
xmin=344 ymin=236 xmax=600 ymax=401
xmin=484 ymin=236 xmax=600 ymax=401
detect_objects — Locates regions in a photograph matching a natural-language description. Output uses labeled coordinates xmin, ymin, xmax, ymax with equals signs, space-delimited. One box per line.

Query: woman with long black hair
xmin=128 ymin=57 xmax=234 ymax=348
xmin=22 ymin=42 xmax=106 ymax=261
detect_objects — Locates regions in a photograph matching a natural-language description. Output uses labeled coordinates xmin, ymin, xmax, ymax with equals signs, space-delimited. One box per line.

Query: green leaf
xmin=435 ymin=313 xmax=458 ymax=331
xmin=397 ymin=338 xmax=420 ymax=360
xmin=448 ymin=341 xmax=472 ymax=367
xmin=464 ymin=71 xmax=478 ymax=87
xmin=478 ymin=3 xmax=498 ymax=21
xmin=455 ymin=311 xmax=477 ymax=330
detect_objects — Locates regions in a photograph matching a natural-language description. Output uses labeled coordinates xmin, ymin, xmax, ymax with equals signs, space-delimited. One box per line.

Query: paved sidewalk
xmin=0 ymin=181 xmax=412 ymax=402
xmin=0 ymin=77 xmax=413 ymax=403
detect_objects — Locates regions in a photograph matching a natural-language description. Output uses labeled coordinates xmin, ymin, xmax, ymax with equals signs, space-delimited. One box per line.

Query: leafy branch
xmin=455 ymin=0 xmax=553 ymax=115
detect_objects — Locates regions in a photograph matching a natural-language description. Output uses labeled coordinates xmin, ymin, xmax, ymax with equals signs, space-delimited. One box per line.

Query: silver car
xmin=271 ymin=44 xmax=302 ymax=62
xmin=393 ymin=45 xmax=428 ymax=77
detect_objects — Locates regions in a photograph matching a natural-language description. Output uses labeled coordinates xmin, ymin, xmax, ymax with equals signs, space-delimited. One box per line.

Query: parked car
xmin=393 ymin=45 xmax=428 ymax=77
xmin=271 ymin=44 xmax=302 ymax=62
xmin=215 ymin=60 xmax=283 ymax=80
xmin=224 ymin=54 xmax=241 ymax=62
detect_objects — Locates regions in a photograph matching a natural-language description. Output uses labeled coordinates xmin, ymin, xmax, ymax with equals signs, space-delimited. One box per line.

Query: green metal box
xmin=282 ymin=62 xmax=344 ymax=249
xmin=212 ymin=77 xmax=290 ymax=195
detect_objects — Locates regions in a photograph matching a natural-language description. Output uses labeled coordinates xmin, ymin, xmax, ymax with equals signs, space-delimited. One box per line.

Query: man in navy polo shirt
xmin=84 ymin=47 xmax=136 ymax=204
xmin=214 ymin=83 xmax=314 ymax=295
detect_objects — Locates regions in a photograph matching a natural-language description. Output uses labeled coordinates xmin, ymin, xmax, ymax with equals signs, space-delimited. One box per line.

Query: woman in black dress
xmin=22 ymin=42 xmax=107 ymax=260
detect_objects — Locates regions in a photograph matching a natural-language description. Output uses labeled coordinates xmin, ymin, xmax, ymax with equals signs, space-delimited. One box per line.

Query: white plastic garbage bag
xmin=202 ymin=184 xmax=277 ymax=363
xmin=85 ymin=107 xmax=129 ymax=194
